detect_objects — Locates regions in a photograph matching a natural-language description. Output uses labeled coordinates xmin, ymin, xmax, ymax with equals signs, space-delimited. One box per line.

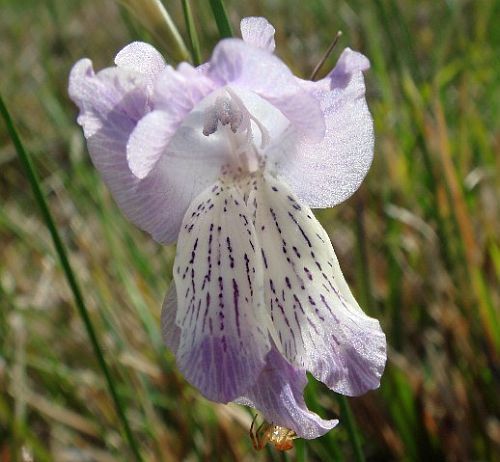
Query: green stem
xmin=337 ymin=395 xmax=365 ymax=462
xmin=0 ymin=95 xmax=143 ymax=462
xmin=294 ymin=438 xmax=307 ymax=462
xmin=209 ymin=0 xmax=233 ymax=38
xmin=181 ymin=0 xmax=202 ymax=65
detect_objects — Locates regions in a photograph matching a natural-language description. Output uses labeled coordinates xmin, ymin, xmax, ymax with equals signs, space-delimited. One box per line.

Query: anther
xmin=203 ymin=95 xmax=244 ymax=136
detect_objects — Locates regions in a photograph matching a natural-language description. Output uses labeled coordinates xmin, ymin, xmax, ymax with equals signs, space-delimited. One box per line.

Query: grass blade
xmin=181 ymin=0 xmax=202 ymax=65
xmin=118 ymin=0 xmax=190 ymax=61
xmin=295 ymin=438 xmax=307 ymax=462
xmin=0 ymin=94 xmax=144 ymax=462
xmin=209 ymin=0 xmax=233 ymax=38
xmin=337 ymin=395 xmax=365 ymax=462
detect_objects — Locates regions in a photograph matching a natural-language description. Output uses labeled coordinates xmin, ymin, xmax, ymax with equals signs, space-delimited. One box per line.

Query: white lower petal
xmin=173 ymin=180 xmax=271 ymax=403
xmin=249 ymin=173 xmax=386 ymax=396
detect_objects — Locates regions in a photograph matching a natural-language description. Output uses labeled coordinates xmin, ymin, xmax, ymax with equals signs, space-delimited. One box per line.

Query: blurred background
xmin=1 ymin=0 xmax=498 ymax=460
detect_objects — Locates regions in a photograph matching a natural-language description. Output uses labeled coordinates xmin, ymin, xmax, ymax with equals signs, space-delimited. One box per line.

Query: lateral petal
xmin=69 ymin=57 xmax=229 ymax=244
xmin=126 ymin=110 xmax=177 ymax=179
xmin=173 ymin=181 xmax=271 ymax=402
xmin=269 ymin=48 xmax=374 ymax=208
xmin=249 ymin=173 xmax=386 ymax=396
xmin=68 ymin=59 xmax=185 ymax=243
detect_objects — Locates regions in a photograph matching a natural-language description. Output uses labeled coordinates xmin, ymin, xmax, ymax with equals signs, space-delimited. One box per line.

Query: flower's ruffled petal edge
xmin=153 ymin=63 xmax=216 ymax=114
xmin=268 ymin=48 xmax=374 ymax=208
xmin=173 ymin=181 xmax=271 ymax=403
xmin=208 ymin=38 xmax=325 ymax=143
xmin=68 ymin=58 xmax=198 ymax=244
xmin=329 ymin=47 xmax=370 ymax=89
xmin=126 ymin=110 xmax=177 ymax=179
xmin=235 ymin=348 xmax=338 ymax=439
xmin=126 ymin=64 xmax=216 ymax=179
xmin=250 ymin=173 xmax=387 ymax=396
xmin=240 ymin=17 xmax=276 ymax=52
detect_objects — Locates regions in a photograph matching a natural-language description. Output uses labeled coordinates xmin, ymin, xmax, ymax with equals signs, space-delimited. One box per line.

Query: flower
xmin=69 ymin=17 xmax=386 ymax=439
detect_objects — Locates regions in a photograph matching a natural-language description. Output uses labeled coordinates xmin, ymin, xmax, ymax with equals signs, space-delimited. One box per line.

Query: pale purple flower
xmin=68 ymin=17 xmax=386 ymax=439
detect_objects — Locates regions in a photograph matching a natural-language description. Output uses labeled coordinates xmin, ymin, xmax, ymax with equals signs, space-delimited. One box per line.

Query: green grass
xmin=1 ymin=0 xmax=499 ymax=460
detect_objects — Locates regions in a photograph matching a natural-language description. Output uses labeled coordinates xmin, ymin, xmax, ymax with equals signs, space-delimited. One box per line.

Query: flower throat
xmin=202 ymin=88 xmax=270 ymax=177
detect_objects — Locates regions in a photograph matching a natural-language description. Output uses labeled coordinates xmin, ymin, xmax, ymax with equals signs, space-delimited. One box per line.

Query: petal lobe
xmin=174 ymin=181 xmax=271 ymax=402
xmin=249 ymin=173 xmax=386 ymax=396
xmin=240 ymin=17 xmax=276 ymax=52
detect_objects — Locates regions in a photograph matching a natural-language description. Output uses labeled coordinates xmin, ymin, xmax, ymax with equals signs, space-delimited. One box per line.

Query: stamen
xmin=225 ymin=88 xmax=271 ymax=150
xmin=203 ymin=95 xmax=245 ymax=136
xmin=202 ymin=88 xmax=270 ymax=174
xmin=203 ymin=109 xmax=219 ymax=136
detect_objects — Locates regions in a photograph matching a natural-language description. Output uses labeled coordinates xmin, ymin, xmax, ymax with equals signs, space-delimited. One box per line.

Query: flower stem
xmin=0 ymin=95 xmax=143 ymax=462
xmin=209 ymin=0 xmax=233 ymax=38
xmin=181 ymin=0 xmax=202 ymax=65
xmin=337 ymin=395 xmax=365 ymax=462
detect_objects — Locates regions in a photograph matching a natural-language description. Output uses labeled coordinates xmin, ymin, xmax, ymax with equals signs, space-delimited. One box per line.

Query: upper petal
xmin=208 ymin=39 xmax=325 ymax=142
xmin=268 ymin=48 xmax=374 ymax=208
xmin=235 ymin=347 xmax=338 ymax=439
xmin=173 ymin=181 xmax=271 ymax=402
xmin=240 ymin=17 xmax=276 ymax=53
xmin=249 ymin=173 xmax=386 ymax=396
xmin=153 ymin=63 xmax=215 ymax=115
xmin=329 ymin=47 xmax=370 ymax=89
xmin=114 ymin=41 xmax=166 ymax=81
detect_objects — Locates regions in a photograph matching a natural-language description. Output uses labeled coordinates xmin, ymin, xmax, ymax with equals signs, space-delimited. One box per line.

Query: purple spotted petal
xmin=269 ymin=48 xmax=374 ymax=208
xmin=173 ymin=181 xmax=271 ymax=402
xmin=208 ymin=39 xmax=325 ymax=142
xmin=249 ymin=173 xmax=386 ymax=396
xmin=235 ymin=347 xmax=338 ymax=439
xmin=240 ymin=17 xmax=276 ymax=52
